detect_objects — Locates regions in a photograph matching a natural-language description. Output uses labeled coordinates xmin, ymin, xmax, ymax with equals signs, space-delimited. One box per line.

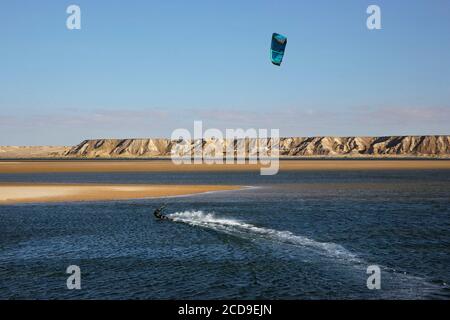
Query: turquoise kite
xmin=270 ymin=33 xmax=287 ymax=66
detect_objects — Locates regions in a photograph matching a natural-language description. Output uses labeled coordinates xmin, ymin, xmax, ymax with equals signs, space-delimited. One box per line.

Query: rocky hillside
xmin=63 ymin=136 xmax=450 ymax=158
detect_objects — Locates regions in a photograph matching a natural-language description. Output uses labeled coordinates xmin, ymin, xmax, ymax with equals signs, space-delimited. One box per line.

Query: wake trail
xmin=168 ymin=211 xmax=360 ymax=263
xmin=167 ymin=211 xmax=446 ymax=298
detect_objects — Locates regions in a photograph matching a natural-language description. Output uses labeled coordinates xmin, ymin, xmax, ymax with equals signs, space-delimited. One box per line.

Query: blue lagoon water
xmin=0 ymin=170 xmax=449 ymax=299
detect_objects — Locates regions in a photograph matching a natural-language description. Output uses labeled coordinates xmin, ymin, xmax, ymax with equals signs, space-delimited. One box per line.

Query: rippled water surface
xmin=1 ymin=170 xmax=449 ymax=299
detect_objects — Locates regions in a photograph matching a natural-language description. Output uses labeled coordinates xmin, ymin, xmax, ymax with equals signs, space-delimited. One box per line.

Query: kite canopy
xmin=270 ymin=33 xmax=287 ymax=66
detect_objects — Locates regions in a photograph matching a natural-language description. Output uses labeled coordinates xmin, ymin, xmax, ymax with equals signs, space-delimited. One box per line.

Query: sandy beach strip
xmin=0 ymin=184 xmax=241 ymax=204
xmin=0 ymin=160 xmax=449 ymax=174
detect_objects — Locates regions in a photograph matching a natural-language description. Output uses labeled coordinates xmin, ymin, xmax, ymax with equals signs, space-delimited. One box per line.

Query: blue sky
xmin=0 ymin=0 xmax=449 ymax=145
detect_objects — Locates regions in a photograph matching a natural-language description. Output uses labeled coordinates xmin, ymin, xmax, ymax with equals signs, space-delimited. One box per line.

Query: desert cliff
xmin=1 ymin=136 xmax=449 ymax=159
xmin=63 ymin=136 xmax=450 ymax=158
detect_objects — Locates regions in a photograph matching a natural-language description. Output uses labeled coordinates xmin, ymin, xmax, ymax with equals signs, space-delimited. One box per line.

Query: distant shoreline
xmin=1 ymin=160 xmax=450 ymax=174
xmin=0 ymin=157 xmax=449 ymax=161
xmin=1 ymin=135 xmax=449 ymax=159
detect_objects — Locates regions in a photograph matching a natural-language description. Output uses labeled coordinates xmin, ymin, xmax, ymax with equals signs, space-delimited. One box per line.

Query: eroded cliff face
xmin=64 ymin=136 xmax=450 ymax=158
xmin=65 ymin=139 xmax=172 ymax=158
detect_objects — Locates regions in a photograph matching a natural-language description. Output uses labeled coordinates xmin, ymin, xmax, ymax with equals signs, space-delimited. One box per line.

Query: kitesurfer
xmin=153 ymin=204 xmax=170 ymax=220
